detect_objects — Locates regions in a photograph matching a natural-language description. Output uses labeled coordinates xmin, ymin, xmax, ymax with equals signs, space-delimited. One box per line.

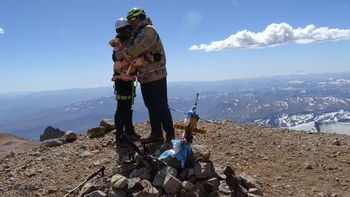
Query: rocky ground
xmin=0 ymin=120 xmax=349 ymax=197
xmin=0 ymin=133 xmax=39 ymax=159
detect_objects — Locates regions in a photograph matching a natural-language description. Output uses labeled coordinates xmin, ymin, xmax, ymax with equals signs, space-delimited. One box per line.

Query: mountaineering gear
xmin=115 ymin=18 xmax=129 ymax=30
xmin=127 ymin=7 xmax=146 ymax=21
xmin=119 ymin=134 xmax=167 ymax=177
xmin=115 ymin=95 xmax=133 ymax=100
xmin=114 ymin=18 xmax=133 ymax=44
xmin=64 ymin=167 xmax=105 ymax=197
xmin=114 ymin=19 xmax=167 ymax=84
xmin=141 ymin=78 xmax=174 ymax=142
xmin=114 ymin=80 xmax=135 ymax=101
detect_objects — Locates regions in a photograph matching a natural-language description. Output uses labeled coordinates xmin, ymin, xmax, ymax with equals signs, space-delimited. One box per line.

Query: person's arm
xmin=114 ymin=60 xmax=124 ymax=74
xmin=126 ymin=27 xmax=158 ymax=58
xmin=114 ymin=26 xmax=158 ymax=61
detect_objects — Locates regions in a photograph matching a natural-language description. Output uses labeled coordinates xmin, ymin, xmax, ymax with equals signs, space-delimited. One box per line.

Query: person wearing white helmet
xmin=109 ymin=18 xmax=141 ymax=148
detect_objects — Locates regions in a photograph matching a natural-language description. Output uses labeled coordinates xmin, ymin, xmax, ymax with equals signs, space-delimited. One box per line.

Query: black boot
xmin=144 ymin=131 xmax=164 ymax=143
xmin=124 ymin=110 xmax=141 ymax=141
xmin=114 ymin=110 xmax=125 ymax=148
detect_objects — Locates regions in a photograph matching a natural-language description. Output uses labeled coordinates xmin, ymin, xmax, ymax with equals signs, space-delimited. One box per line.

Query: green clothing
xmin=114 ymin=19 xmax=167 ymax=84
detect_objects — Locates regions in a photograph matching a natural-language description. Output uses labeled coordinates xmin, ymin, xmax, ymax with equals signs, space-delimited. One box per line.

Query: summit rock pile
xmin=0 ymin=120 xmax=349 ymax=196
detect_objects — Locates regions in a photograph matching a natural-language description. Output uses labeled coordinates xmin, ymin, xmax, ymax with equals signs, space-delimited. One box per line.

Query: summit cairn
xmin=71 ymin=124 xmax=263 ymax=197
xmin=72 ymin=145 xmax=263 ymax=197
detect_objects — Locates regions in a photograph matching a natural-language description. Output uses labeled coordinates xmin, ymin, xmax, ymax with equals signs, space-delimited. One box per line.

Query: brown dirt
xmin=0 ymin=121 xmax=349 ymax=196
xmin=0 ymin=132 xmax=39 ymax=159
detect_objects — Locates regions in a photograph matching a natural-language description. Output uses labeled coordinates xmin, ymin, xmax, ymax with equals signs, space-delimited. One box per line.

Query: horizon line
xmin=1 ymin=71 xmax=349 ymax=94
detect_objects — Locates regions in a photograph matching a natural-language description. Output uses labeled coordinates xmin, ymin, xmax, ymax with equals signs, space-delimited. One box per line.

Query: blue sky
xmin=1 ymin=0 xmax=350 ymax=92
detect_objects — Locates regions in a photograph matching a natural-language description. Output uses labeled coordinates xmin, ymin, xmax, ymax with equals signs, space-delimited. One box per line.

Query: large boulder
xmin=40 ymin=126 xmax=65 ymax=141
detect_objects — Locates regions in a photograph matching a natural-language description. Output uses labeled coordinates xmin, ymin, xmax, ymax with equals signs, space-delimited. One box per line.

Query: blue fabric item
xmin=173 ymin=139 xmax=192 ymax=162
xmin=158 ymin=139 xmax=192 ymax=163
xmin=158 ymin=150 xmax=173 ymax=160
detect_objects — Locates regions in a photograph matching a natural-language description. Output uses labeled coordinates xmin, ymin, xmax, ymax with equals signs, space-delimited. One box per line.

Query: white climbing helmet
xmin=115 ymin=18 xmax=129 ymax=30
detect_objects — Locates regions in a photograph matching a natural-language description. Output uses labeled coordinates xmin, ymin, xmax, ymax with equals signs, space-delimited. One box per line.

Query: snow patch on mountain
xmin=287 ymin=80 xmax=304 ymax=84
xmin=329 ymin=79 xmax=350 ymax=85
xmin=254 ymin=110 xmax=350 ymax=133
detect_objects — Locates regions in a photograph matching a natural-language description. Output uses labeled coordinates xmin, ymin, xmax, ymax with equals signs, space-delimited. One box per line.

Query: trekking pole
xmin=63 ymin=166 xmax=105 ymax=197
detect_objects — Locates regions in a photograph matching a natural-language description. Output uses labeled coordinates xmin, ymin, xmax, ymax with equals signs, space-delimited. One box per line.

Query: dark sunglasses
xmin=116 ymin=26 xmax=132 ymax=34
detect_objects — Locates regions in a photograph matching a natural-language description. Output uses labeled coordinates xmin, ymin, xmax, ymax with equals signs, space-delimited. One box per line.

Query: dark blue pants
xmin=141 ymin=78 xmax=174 ymax=138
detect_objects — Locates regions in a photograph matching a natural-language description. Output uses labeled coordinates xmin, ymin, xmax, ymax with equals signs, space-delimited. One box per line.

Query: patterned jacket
xmin=114 ymin=19 xmax=167 ymax=84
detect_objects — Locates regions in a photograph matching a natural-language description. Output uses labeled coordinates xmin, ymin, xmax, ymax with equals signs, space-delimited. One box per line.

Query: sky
xmin=0 ymin=0 xmax=350 ymax=93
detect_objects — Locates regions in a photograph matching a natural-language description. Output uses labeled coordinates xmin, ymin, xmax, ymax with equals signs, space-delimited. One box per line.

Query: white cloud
xmin=0 ymin=27 xmax=4 ymax=34
xmin=189 ymin=23 xmax=350 ymax=52
xmin=184 ymin=11 xmax=202 ymax=27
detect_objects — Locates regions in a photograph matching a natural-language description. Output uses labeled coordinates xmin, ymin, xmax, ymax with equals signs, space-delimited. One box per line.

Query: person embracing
xmin=114 ymin=8 xmax=175 ymax=144
xmin=109 ymin=18 xmax=141 ymax=147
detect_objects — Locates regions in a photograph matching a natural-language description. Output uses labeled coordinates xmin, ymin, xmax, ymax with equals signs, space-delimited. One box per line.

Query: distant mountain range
xmin=1 ymin=72 xmax=350 ymax=139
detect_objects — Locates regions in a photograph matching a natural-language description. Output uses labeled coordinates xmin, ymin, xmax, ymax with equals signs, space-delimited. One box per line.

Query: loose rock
xmin=100 ymin=119 xmax=115 ymax=132
xmin=64 ymin=131 xmax=77 ymax=142
xmin=87 ymin=127 xmax=106 ymax=138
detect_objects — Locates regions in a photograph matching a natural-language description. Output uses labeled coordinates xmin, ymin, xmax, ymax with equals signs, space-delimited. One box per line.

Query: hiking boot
xmin=165 ymin=132 xmax=175 ymax=144
xmin=115 ymin=134 xmax=131 ymax=148
xmin=125 ymin=131 xmax=141 ymax=141
xmin=143 ymin=134 xmax=164 ymax=143
xmin=115 ymin=139 xmax=126 ymax=149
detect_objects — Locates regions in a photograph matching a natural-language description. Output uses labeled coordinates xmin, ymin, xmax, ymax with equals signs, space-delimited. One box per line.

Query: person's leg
xmin=141 ymin=81 xmax=164 ymax=142
xmin=115 ymin=100 xmax=125 ymax=147
xmin=157 ymin=78 xmax=175 ymax=142
xmin=123 ymin=99 xmax=141 ymax=140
